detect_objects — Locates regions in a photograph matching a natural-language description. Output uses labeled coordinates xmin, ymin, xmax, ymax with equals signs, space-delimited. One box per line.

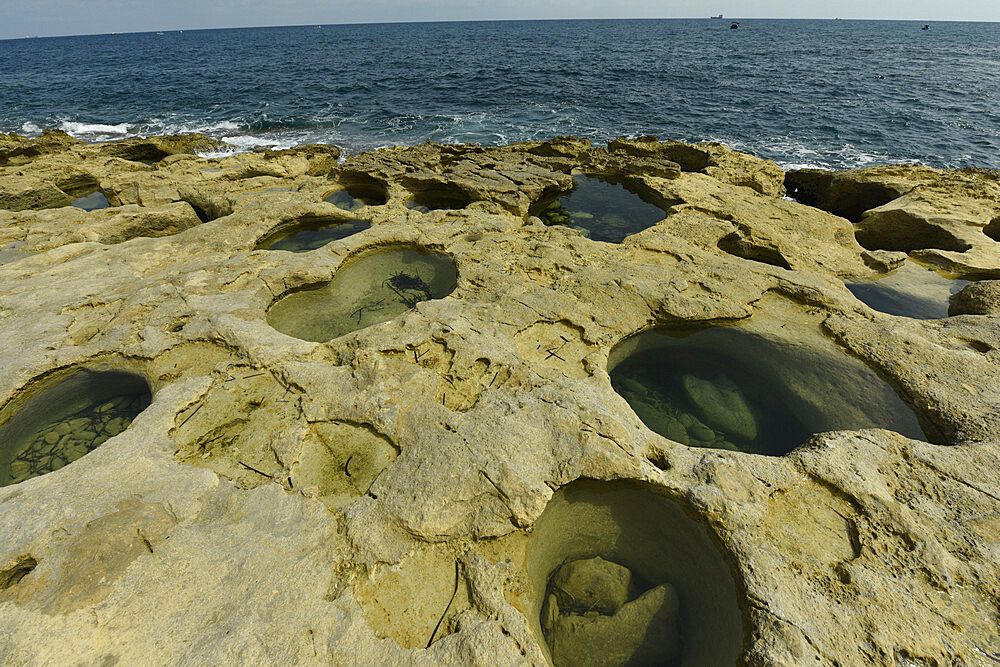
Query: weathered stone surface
xmin=950 ymin=279 xmax=1000 ymax=316
xmin=548 ymin=584 xmax=679 ymax=666
xmin=549 ymin=557 xmax=631 ymax=615
xmin=610 ymin=135 xmax=786 ymax=196
xmin=788 ymin=164 xmax=1000 ymax=277
xmin=0 ymin=129 xmax=80 ymax=166
xmin=0 ymin=132 xmax=998 ymax=665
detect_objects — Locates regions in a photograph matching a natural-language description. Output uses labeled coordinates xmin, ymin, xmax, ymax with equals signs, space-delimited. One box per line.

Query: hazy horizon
xmin=2 ymin=1 xmax=998 ymax=41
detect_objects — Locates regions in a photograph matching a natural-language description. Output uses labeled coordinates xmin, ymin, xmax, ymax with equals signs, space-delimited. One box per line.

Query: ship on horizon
xmin=710 ymin=14 xmax=723 ymax=19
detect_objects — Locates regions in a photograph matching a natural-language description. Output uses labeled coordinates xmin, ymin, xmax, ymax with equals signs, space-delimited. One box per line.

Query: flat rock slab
xmin=0 ymin=133 xmax=998 ymax=665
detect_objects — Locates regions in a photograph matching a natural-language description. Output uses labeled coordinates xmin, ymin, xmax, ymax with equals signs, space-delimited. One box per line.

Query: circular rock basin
xmin=256 ymin=217 xmax=370 ymax=253
xmin=71 ymin=191 xmax=110 ymax=211
xmin=404 ymin=183 xmax=472 ymax=213
xmin=534 ymin=175 xmax=665 ymax=243
xmin=846 ymin=260 xmax=972 ymax=319
xmin=527 ymin=480 xmax=744 ymax=666
xmin=266 ymin=246 xmax=458 ymax=342
xmin=609 ymin=314 xmax=926 ymax=455
xmin=0 ymin=369 xmax=152 ymax=487
xmin=325 ymin=177 xmax=388 ymax=211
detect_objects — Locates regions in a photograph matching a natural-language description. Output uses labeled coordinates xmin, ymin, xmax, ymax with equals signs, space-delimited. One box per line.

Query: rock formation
xmin=0 ymin=132 xmax=998 ymax=664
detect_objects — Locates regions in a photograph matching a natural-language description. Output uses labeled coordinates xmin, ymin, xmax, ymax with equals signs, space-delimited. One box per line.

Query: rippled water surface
xmin=2 ymin=19 xmax=998 ymax=168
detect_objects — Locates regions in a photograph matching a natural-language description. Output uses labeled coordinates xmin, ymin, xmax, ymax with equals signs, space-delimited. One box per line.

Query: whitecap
xmin=59 ymin=121 xmax=131 ymax=139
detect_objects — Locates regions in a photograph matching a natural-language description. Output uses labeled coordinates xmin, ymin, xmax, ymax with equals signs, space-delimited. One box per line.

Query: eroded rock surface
xmin=0 ymin=132 xmax=999 ymax=665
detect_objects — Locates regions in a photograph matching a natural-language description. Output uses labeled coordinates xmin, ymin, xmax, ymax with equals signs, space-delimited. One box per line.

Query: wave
xmin=10 ymin=114 xmax=934 ymax=172
xmin=58 ymin=121 xmax=131 ymax=139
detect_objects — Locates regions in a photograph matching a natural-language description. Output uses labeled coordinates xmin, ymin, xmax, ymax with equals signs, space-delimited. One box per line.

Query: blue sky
xmin=1 ymin=0 xmax=997 ymax=39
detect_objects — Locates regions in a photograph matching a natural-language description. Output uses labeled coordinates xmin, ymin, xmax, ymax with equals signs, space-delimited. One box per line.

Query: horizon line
xmin=4 ymin=16 xmax=997 ymax=42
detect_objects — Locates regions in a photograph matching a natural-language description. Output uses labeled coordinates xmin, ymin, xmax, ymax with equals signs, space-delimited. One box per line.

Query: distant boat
xmin=710 ymin=14 xmax=723 ymax=19
xmin=730 ymin=22 xmax=740 ymax=29
xmin=922 ymin=24 xmax=930 ymax=30
xmin=156 ymin=31 xmax=164 ymax=35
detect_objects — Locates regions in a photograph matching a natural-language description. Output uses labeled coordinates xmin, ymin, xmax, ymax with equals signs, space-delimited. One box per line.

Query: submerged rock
xmin=548 ymin=583 xmax=681 ymax=666
xmin=682 ymin=373 xmax=759 ymax=441
xmin=550 ymin=556 xmax=632 ymax=615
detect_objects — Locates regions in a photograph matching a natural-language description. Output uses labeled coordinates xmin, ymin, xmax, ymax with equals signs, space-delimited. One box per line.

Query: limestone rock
xmin=548 ymin=584 xmax=680 ymax=667
xmin=683 ymin=374 xmax=759 ymax=441
xmin=784 ymin=165 xmax=920 ymax=221
xmin=0 ymin=130 xmax=80 ymax=166
xmin=949 ymin=280 xmax=1000 ymax=316
xmin=550 ymin=556 xmax=632 ymax=615
xmin=0 ymin=175 xmax=72 ymax=211
xmin=610 ymin=135 xmax=786 ymax=196
xmin=0 ymin=132 xmax=998 ymax=666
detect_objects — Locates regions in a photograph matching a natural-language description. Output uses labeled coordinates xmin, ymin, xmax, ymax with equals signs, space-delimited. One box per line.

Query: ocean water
xmin=2 ymin=19 xmax=999 ymax=169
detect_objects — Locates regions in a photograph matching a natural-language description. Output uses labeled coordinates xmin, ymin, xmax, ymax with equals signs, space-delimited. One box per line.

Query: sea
xmin=2 ymin=19 xmax=999 ymax=170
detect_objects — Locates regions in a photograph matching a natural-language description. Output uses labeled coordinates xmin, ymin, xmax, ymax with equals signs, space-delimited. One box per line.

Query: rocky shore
xmin=1 ymin=130 xmax=999 ymax=664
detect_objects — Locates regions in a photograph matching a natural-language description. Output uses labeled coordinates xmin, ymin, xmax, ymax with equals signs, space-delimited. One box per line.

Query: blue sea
xmin=2 ymin=19 xmax=999 ymax=169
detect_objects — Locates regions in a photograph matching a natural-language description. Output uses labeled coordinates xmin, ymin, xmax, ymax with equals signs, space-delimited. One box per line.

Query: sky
xmin=1 ymin=0 xmax=998 ymax=40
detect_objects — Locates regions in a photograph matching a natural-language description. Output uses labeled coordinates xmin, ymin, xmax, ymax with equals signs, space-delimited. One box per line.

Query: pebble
xmin=105 ymin=418 xmax=125 ymax=436
xmin=65 ymin=445 xmax=89 ymax=462
xmin=690 ymin=424 xmax=715 ymax=441
xmin=4 ymin=392 xmax=148 ymax=485
xmin=9 ymin=460 xmax=30 ymax=478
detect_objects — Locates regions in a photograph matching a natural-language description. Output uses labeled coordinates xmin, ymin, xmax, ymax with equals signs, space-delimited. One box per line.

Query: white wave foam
xmin=153 ymin=118 xmax=243 ymax=136
xmin=194 ymin=128 xmax=344 ymax=158
xmin=59 ymin=121 xmax=131 ymax=139
xmin=20 ymin=122 xmax=42 ymax=136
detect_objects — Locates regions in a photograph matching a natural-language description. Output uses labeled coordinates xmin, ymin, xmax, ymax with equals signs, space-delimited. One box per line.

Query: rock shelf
xmin=0 ymin=131 xmax=998 ymax=664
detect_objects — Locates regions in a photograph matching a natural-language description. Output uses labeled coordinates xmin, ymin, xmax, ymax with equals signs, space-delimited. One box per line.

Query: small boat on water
xmin=922 ymin=24 xmax=930 ymax=30
xmin=711 ymin=14 xmax=723 ymax=19
xmin=730 ymin=22 xmax=740 ymax=29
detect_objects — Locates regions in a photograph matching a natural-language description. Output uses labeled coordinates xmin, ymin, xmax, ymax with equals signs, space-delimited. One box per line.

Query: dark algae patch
xmin=610 ymin=321 xmax=926 ymax=455
xmin=535 ymin=175 xmax=664 ymax=243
